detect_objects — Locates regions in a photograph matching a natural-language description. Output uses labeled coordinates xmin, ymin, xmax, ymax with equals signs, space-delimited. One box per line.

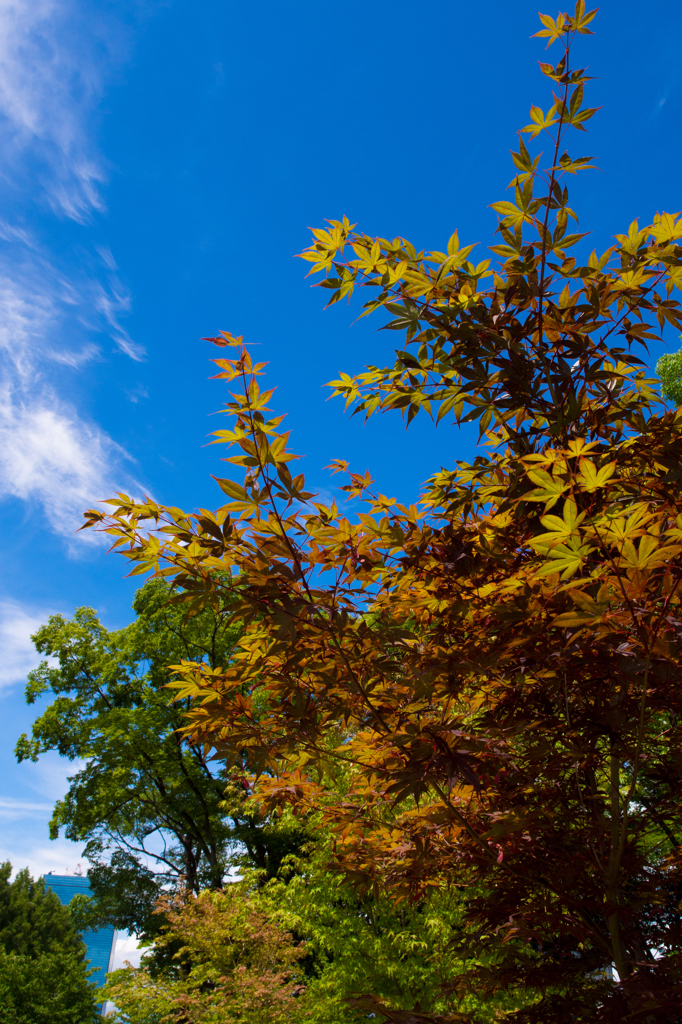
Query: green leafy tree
xmin=261 ymin=831 xmax=525 ymax=1023
xmin=0 ymin=949 xmax=100 ymax=1024
xmin=0 ymin=949 xmax=98 ymax=1024
xmin=16 ymin=579 xmax=244 ymax=938
xmin=656 ymin=337 xmax=682 ymax=405
xmin=0 ymin=863 xmax=98 ymax=1024
xmin=18 ymin=578 xmax=310 ymax=945
xmin=103 ymin=882 xmax=307 ymax=1024
xmin=0 ymin=861 xmax=84 ymax=958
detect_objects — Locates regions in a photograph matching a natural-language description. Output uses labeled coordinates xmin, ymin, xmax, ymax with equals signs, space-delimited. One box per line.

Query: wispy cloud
xmin=0 ymin=0 xmax=123 ymax=222
xmin=95 ymin=244 xmax=118 ymax=271
xmin=125 ymin=383 xmax=149 ymax=404
xmin=0 ymin=247 xmax=145 ymax=536
xmin=0 ymin=1 xmax=149 ymax=538
xmin=20 ymin=751 xmax=88 ymax=803
xmin=47 ymin=343 xmax=100 ymax=369
xmin=0 ymin=387 xmax=137 ymax=539
xmin=0 ymin=267 xmax=56 ymax=381
xmin=0 ymin=797 xmax=54 ymax=820
xmin=94 ymin=280 xmax=145 ymax=361
xmin=0 ymin=836 xmax=87 ymax=879
xmin=0 ymin=240 xmax=144 ymax=372
xmin=0 ymin=219 xmax=35 ymax=247
xmin=0 ymin=598 xmax=53 ymax=689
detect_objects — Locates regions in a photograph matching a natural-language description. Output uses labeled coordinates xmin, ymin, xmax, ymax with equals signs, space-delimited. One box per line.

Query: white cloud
xmin=0 ymin=265 xmax=57 ymax=381
xmin=0 ymin=2 xmax=151 ymax=540
xmin=0 ymin=0 xmax=145 ymax=364
xmin=0 ymin=388 xmax=136 ymax=538
xmin=0 ymin=598 xmax=54 ymax=689
xmin=20 ymin=751 xmax=88 ymax=803
xmin=0 ymin=219 xmax=35 ymax=247
xmin=0 ymin=836 xmax=87 ymax=879
xmin=110 ymin=932 xmax=143 ymax=971
xmin=0 ymin=250 xmax=146 ymax=536
xmin=0 ymin=243 xmax=145 ymax=378
xmin=0 ymin=797 xmax=53 ymax=820
xmin=95 ymin=245 xmax=118 ymax=271
xmin=0 ymin=0 xmax=123 ymax=221
xmin=47 ymin=343 xmax=100 ymax=368
xmin=125 ymin=383 xmax=148 ymax=404
xmin=94 ymin=281 xmax=145 ymax=362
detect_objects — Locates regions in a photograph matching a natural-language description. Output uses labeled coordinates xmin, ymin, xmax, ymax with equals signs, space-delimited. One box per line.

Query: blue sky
xmin=0 ymin=0 xmax=680 ymax=893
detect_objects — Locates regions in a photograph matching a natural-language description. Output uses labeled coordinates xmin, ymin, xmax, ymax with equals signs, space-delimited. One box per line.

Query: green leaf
xmin=213 ymin=477 xmax=248 ymax=500
xmin=524 ymin=469 xmax=569 ymax=510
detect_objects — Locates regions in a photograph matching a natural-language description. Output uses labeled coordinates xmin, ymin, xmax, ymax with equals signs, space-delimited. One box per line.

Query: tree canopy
xmin=656 ymin=338 xmax=682 ymax=406
xmin=0 ymin=949 xmax=99 ymax=1024
xmin=0 ymin=861 xmax=84 ymax=959
xmin=0 ymin=863 xmax=98 ymax=1024
xmin=18 ymin=578 xmax=308 ymax=940
xmin=103 ymin=881 xmax=306 ymax=1024
xmin=85 ymin=5 xmax=682 ymax=1021
xmin=16 ymin=579 xmax=241 ymax=936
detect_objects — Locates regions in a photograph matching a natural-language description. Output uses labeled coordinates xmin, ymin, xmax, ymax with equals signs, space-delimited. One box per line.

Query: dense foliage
xmin=0 ymin=949 xmax=99 ymax=1024
xmin=16 ymin=579 xmax=239 ymax=936
xmin=16 ymin=579 xmax=307 ymax=940
xmin=103 ymin=824 xmax=520 ymax=1023
xmin=104 ymin=882 xmax=306 ymax=1024
xmin=0 ymin=862 xmax=84 ymax=958
xmin=86 ymin=6 xmax=682 ymax=1021
xmin=0 ymin=863 xmax=97 ymax=1024
xmin=656 ymin=340 xmax=682 ymax=406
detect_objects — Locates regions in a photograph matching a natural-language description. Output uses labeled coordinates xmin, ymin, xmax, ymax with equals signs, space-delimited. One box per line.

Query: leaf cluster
xmin=0 ymin=949 xmax=99 ymax=1024
xmin=0 ymin=863 xmax=98 ymax=1024
xmin=103 ymin=883 xmax=306 ymax=1024
xmin=656 ymin=338 xmax=682 ymax=406
xmin=0 ymin=862 xmax=86 ymax=961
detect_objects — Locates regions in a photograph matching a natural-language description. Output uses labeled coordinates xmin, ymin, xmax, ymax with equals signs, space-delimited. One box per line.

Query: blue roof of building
xmin=44 ymin=874 xmax=116 ymax=999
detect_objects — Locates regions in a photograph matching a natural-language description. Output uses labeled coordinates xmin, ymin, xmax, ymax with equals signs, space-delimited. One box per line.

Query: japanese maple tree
xmin=87 ymin=5 xmax=682 ymax=1020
